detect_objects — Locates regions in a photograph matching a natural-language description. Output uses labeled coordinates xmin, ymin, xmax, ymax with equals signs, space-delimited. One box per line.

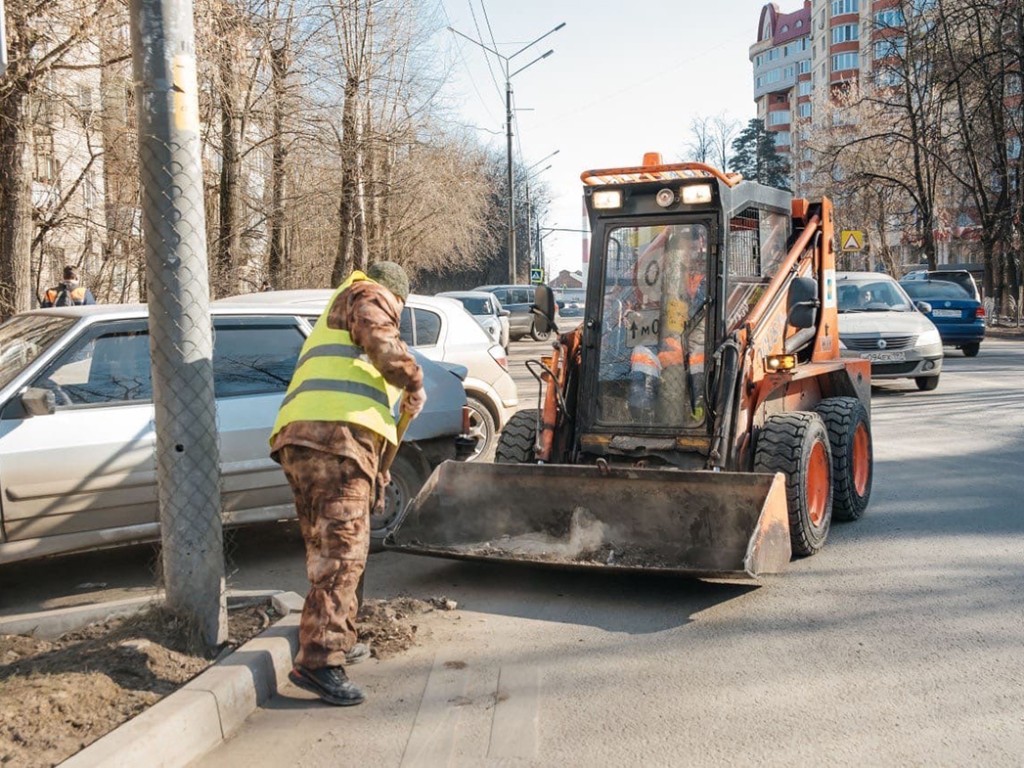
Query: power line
xmin=467 ymin=0 xmax=504 ymax=102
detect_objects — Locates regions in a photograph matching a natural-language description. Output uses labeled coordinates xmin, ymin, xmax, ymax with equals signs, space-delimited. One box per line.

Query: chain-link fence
xmin=130 ymin=0 xmax=226 ymax=648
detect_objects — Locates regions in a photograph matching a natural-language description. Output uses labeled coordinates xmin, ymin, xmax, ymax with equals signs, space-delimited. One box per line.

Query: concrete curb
xmin=60 ymin=593 xmax=302 ymax=768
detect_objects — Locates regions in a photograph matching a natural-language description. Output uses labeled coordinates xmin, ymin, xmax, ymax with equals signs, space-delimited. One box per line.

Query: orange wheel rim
xmin=853 ymin=423 xmax=870 ymax=496
xmin=806 ymin=440 xmax=830 ymax=526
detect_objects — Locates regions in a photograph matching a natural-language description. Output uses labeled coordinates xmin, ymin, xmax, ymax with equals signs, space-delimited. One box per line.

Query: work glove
xmin=401 ymin=387 xmax=427 ymax=418
xmin=372 ymin=469 xmax=390 ymax=519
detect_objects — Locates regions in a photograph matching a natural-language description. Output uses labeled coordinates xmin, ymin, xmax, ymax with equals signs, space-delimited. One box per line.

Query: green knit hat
xmin=367 ymin=261 xmax=410 ymax=301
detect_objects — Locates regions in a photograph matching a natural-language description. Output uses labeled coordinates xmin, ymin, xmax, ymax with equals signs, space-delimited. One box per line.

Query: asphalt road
xmin=5 ymin=336 xmax=1023 ymax=766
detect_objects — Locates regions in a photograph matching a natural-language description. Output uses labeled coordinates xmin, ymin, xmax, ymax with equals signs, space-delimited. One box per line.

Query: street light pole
xmin=448 ymin=22 xmax=565 ymax=284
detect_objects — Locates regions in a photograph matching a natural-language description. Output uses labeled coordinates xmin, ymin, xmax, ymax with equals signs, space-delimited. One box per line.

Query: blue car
xmin=899 ymin=279 xmax=985 ymax=357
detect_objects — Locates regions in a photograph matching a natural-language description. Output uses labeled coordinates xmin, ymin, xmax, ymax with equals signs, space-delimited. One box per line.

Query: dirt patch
xmin=356 ymin=596 xmax=457 ymax=660
xmin=0 ymin=602 xmax=276 ymax=768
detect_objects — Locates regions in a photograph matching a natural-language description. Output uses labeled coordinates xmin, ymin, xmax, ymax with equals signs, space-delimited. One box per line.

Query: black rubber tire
xmin=465 ymin=396 xmax=497 ymax=462
xmin=815 ymin=397 xmax=872 ymax=522
xmin=495 ymin=408 xmax=539 ymax=464
xmin=915 ymin=375 xmax=939 ymax=391
xmin=370 ymin=448 xmax=429 ymax=553
xmin=754 ymin=411 xmax=833 ymax=557
xmin=529 ymin=321 xmax=551 ymax=342
xmin=962 ymin=342 xmax=980 ymax=357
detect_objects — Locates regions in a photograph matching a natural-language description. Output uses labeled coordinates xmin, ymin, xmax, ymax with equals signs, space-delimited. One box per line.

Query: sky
xmin=436 ymin=0 xmax=773 ymax=278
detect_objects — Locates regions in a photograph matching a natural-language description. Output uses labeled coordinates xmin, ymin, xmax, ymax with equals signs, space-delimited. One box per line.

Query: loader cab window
xmin=596 ymin=223 xmax=709 ymax=430
xmin=725 ymin=207 xmax=791 ymax=331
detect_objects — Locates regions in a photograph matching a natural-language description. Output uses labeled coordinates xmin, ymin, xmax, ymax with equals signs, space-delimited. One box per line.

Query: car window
xmin=511 ymin=288 xmax=532 ymax=304
xmin=0 ymin=314 xmax=76 ymax=390
xmin=459 ymin=297 xmax=491 ymax=315
xmin=35 ymin=322 xmax=152 ymax=405
xmin=212 ymin=319 xmax=305 ymax=397
xmin=413 ymin=309 xmax=441 ymax=346
xmin=490 ymin=289 xmax=508 ymax=303
xmin=901 ymin=281 xmax=971 ymax=300
xmin=399 ymin=306 xmax=414 ymax=344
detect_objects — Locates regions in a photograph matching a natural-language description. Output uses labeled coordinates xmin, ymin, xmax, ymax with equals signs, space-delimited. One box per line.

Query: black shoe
xmin=345 ymin=643 xmax=371 ymax=665
xmin=288 ymin=665 xmax=365 ymax=706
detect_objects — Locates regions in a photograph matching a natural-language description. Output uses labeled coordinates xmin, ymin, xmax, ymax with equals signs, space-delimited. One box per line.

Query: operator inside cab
xmin=597 ymin=222 xmax=708 ymax=430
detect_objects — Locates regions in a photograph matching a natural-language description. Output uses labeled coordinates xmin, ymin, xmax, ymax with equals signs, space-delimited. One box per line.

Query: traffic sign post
xmin=530 ymin=267 xmax=544 ymax=284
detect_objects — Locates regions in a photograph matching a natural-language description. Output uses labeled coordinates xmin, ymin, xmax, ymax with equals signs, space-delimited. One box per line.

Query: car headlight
xmin=838 ymin=337 xmax=848 ymax=350
xmin=916 ymin=329 xmax=941 ymax=347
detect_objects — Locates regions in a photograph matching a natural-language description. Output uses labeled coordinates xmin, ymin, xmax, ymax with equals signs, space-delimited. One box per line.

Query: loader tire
xmin=496 ymin=409 xmax=539 ymax=464
xmin=754 ymin=412 xmax=833 ymax=557
xmin=815 ymin=397 xmax=872 ymax=522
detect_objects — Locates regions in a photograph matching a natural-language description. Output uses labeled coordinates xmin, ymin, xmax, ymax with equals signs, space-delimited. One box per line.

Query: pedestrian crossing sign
xmin=530 ymin=267 xmax=544 ymax=284
xmin=841 ymin=230 xmax=865 ymax=252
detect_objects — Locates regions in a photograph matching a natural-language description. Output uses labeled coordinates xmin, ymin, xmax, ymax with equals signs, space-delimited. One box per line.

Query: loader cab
xmin=577 ymin=157 xmax=792 ymax=464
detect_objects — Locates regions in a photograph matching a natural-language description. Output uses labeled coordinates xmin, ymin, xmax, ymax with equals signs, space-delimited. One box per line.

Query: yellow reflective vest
xmin=270 ymin=272 xmax=402 ymax=446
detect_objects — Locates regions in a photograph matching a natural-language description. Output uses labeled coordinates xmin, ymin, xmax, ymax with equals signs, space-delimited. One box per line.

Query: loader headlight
xmin=592 ymin=190 xmax=623 ymax=209
xmin=765 ymin=354 xmax=797 ymax=372
xmin=915 ymin=329 xmax=941 ymax=347
xmin=656 ymin=188 xmax=676 ymax=207
xmin=681 ymin=184 xmax=713 ymax=204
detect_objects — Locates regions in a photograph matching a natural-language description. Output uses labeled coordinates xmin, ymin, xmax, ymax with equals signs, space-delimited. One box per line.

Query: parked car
xmin=899 ymin=278 xmax=985 ymax=356
xmin=217 ymin=290 xmax=518 ymax=462
xmin=437 ymin=290 xmax=511 ymax=350
xmin=0 ymin=304 xmax=470 ymax=564
xmin=472 ymin=284 xmax=559 ymax=342
xmin=902 ymin=269 xmax=981 ymax=302
xmin=836 ymin=272 xmax=943 ymax=391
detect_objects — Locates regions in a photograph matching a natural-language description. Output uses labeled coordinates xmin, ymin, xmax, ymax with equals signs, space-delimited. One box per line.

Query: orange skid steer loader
xmin=386 ymin=154 xmax=873 ymax=578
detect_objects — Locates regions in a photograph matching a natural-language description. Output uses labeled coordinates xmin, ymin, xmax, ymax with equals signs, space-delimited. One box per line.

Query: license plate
xmin=861 ymin=350 xmax=906 ymax=363
xmin=932 ymin=309 xmax=961 ymax=318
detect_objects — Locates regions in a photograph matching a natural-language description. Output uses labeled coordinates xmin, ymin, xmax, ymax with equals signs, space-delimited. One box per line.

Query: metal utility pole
xmin=129 ymin=0 xmax=226 ymax=647
xmin=449 ymin=22 xmax=564 ymax=284
xmin=0 ymin=0 xmax=8 ymax=78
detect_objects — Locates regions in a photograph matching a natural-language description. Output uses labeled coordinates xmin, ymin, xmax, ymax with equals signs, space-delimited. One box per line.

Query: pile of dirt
xmin=0 ymin=602 xmax=276 ymax=768
xmin=357 ymin=596 xmax=457 ymax=660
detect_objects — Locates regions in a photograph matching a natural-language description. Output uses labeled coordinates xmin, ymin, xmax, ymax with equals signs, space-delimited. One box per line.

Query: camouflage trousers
xmin=277 ymin=444 xmax=380 ymax=669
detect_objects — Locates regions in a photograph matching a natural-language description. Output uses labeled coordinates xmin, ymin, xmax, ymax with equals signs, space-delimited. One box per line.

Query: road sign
xmin=841 ymin=230 xmax=865 ymax=252
xmin=530 ymin=267 xmax=544 ymax=284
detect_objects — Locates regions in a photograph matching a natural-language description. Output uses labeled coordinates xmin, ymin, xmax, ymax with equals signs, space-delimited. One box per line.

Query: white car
xmin=437 ymin=290 xmax=511 ymax=350
xmin=836 ymin=272 xmax=943 ymax=391
xmin=217 ymin=291 xmax=519 ymax=461
xmin=0 ymin=304 xmax=470 ymax=563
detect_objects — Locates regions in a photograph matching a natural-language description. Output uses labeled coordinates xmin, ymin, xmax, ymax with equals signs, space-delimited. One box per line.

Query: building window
xmin=784 ymin=65 xmax=795 ymax=79
xmin=831 ymin=52 xmax=860 ymax=71
xmin=1009 ymin=137 xmax=1021 ymax=160
xmin=799 ymin=59 xmax=811 ymax=74
xmin=831 ymin=0 xmax=859 ymax=16
xmin=755 ymin=54 xmax=763 ymax=67
xmin=874 ymin=37 xmax=906 ymax=60
xmin=773 ymin=131 xmax=791 ymax=147
xmin=799 ymin=103 xmax=812 ymax=118
xmin=33 ymin=134 xmax=59 ymax=183
xmin=875 ymin=67 xmax=904 ymax=87
xmin=798 ymin=80 xmax=813 ymax=96
xmin=831 ymin=24 xmax=859 ymax=44
xmin=874 ymin=9 xmax=905 ymax=28
xmin=770 ymin=110 xmax=791 ymax=126
xmin=796 ymin=20 xmax=803 ymax=28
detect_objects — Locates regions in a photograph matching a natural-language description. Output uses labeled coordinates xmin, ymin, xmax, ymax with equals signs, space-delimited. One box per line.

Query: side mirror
xmin=21 ymin=387 xmax=56 ymax=417
xmin=531 ymin=285 xmax=557 ymax=335
xmin=499 ymin=309 xmax=510 ymax=317
xmin=915 ymin=301 xmax=932 ymax=314
xmin=788 ymin=276 xmax=819 ymax=329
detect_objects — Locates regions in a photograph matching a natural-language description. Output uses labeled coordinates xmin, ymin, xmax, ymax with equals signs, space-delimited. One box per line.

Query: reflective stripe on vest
xmin=270 ymin=271 xmax=402 ymax=446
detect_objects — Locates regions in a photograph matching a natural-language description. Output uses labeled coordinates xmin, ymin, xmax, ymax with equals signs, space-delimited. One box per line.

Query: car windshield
xmin=900 ymin=281 xmax=971 ymax=300
xmin=837 ymin=279 xmax=915 ymax=313
xmin=455 ymin=297 xmax=492 ymax=315
xmin=0 ymin=314 xmax=77 ymax=390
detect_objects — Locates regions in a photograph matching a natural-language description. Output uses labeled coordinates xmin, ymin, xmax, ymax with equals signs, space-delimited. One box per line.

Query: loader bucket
xmin=384 ymin=461 xmax=792 ymax=579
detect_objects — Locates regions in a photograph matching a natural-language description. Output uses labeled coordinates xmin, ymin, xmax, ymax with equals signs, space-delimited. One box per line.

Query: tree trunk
xmin=216 ymin=38 xmax=242 ymax=296
xmin=332 ymin=73 xmax=368 ymax=285
xmin=268 ymin=38 xmax=289 ymax=290
xmin=0 ymin=89 xmax=34 ymax=318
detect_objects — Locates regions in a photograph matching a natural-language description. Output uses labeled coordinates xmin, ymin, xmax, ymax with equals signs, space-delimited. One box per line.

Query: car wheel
xmin=530 ymin=321 xmax=551 ymax=342
xmin=495 ymin=409 xmax=538 ymax=464
xmin=370 ymin=448 xmax=429 ymax=553
xmin=961 ymin=342 xmax=980 ymax=357
xmin=815 ymin=397 xmax=872 ymax=522
xmin=754 ymin=412 xmax=833 ymax=557
xmin=915 ymin=375 xmax=939 ymax=391
xmin=465 ymin=396 xmax=497 ymax=462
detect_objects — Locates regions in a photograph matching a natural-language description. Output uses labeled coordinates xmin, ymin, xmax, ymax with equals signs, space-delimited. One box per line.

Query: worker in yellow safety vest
xmin=269 ymin=262 xmax=425 ymax=707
